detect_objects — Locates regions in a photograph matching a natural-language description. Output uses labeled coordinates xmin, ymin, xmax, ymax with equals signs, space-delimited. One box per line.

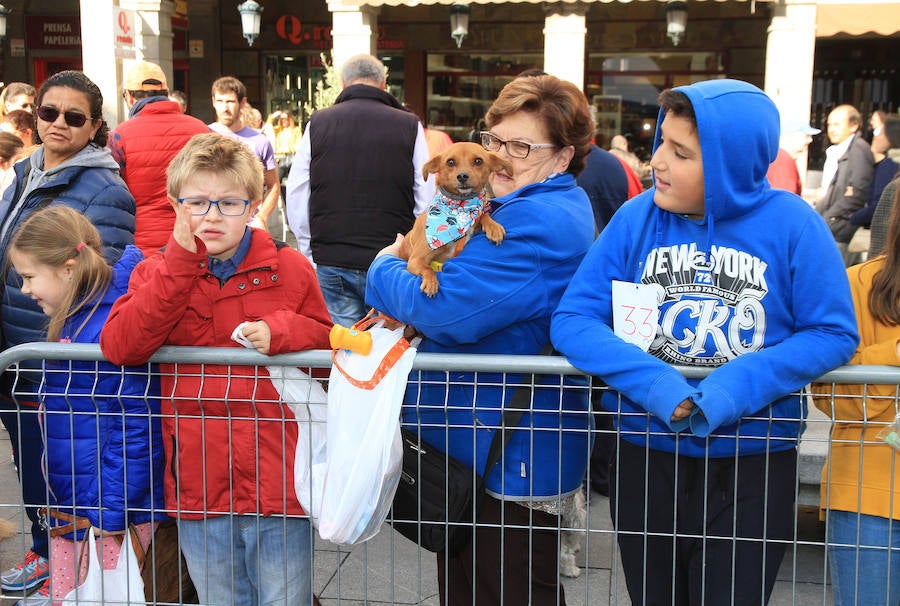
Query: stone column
xmin=764 ymin=0 xmax=818 ymax=189
xmin=328 ymin=0 xmax=380 ymax=75
xmin=119 ymin=0 xmax=176 ymax=125
xmin=543 ymin=4 xmax=587 ymax=91
xmin=122 ymin=0 xmax=176 ymax=77
xmin=80 ymin=0 xmax=120 ymax=125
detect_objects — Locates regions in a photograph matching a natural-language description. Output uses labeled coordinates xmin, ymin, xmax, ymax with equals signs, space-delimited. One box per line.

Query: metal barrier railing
xmin=0 ymin=342 xmax=896 ymax=605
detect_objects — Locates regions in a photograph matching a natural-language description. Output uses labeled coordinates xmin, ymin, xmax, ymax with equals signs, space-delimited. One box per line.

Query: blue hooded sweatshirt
xmin=366 ymin=172 xmax=595 ymax=500
xmin=551 ymin=79 xmax=859 ymax=458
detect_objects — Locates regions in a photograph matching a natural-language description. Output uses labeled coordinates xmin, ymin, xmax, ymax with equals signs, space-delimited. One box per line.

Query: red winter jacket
xmin=100 ymin=230 xmax=333 ymax=518
xmin=108 ymin=100 xmax=210 ymax=256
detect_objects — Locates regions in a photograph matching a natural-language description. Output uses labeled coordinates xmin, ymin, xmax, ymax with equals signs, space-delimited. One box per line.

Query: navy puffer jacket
xmin=0 ymin=145 xmax=135 ymax=359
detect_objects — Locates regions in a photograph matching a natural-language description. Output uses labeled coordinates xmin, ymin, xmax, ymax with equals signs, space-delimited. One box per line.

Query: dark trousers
xmin=0 ymin=396 xmax=49 ymax=558
xmin=610 ymin=440 xmax=797 ymax=606
xmin=589 ymin=387 xmax=615 ymax=495
xmin=437 ymin=495 xmax=566 ymax=606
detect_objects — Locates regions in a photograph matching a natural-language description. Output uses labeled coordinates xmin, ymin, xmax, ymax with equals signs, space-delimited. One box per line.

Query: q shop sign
xmin=114 ymin=8 xmax=137 ymax=58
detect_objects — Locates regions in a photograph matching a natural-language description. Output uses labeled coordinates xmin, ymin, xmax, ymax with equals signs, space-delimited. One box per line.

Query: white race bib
xmin=612 ymin=280 xmax=663 ymax=352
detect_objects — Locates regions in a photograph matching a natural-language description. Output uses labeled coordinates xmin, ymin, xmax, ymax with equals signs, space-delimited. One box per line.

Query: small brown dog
xmin=399 ymin=142 xmax=512 ymax=296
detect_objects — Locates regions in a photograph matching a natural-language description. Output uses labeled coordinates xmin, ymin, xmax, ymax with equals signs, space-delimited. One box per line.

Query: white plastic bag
xmin=318 ymin=319 xmax=414 ymax=545
xmin=231 ymin=324 xmax=329 ymax=526
xmin=62 ymin=528 xmax=146 ymax=606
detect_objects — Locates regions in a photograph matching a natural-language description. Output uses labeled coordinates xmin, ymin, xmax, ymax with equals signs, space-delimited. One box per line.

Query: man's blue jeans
xmin=828 ymin=509 xmax=900 ymax=606
xmin=315 ymin=265 xmax=369 ymax=328
xmin=179 ymin=515 xmax=313 ymax=606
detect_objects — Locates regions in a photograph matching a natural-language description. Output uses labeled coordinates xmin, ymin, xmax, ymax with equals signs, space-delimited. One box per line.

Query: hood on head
xmin=652 ymin=79 xmax=779 ymax=223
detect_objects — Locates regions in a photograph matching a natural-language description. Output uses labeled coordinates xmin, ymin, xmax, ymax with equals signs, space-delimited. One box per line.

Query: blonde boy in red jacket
xmin=101 ymin=132 xmax=332 ymax=605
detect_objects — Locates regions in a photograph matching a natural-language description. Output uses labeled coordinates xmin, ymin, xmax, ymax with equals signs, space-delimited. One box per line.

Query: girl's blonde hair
xmin=9 ymin=206 xmax=111 ymax=342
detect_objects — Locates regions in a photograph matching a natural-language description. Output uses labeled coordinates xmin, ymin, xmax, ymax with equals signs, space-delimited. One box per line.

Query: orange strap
xmin=44 ymin=508 xmax=93 ymax=538
xmin=331 ymin=311 xmax=410 ymax=390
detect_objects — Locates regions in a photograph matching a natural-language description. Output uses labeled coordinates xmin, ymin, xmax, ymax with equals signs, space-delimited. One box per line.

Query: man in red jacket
xmin=108 ymin=60 xmax=209 ymax=256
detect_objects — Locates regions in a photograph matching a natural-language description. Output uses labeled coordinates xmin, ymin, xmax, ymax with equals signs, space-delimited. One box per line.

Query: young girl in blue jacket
xmin=7 ymin=206 xmax=163 ymax=605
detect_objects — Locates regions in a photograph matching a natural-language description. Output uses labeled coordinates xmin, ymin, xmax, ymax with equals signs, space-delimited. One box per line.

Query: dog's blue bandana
xmin=424 ymin=189 xmax=488 ymax=250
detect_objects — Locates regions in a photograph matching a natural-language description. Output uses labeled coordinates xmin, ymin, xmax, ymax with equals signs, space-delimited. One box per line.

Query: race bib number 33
xmin=612 ymin=280 xmax=662 ymax=352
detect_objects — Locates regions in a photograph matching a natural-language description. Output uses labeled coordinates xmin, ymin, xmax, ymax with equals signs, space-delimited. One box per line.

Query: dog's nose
xmin=457 ymin=172 xmax=470 ymax=183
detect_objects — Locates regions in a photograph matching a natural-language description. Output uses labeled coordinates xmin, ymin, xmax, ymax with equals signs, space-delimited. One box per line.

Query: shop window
xmin=426 ymin=53 xmax=542 ymax=142
xmin=808 ymin=38 xmax=898 ymax=172
xmin=264 ymin=53 xmax=404 ymax=129
xmin=586 ymin=51 xmax=723 ymax=161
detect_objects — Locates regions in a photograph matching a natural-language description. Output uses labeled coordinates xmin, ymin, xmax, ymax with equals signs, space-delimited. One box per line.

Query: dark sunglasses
xmin=36 ymin=105 xmax=89 ymax=128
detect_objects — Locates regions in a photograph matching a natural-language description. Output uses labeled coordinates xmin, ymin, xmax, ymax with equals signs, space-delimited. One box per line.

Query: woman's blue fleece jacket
xmin=366 ymin=173 xmax=595 ymax=500
xmin=41 ymin=245 xmax=164 ymax=533
xmin=552 ymin=79 xmax=859 ymax=458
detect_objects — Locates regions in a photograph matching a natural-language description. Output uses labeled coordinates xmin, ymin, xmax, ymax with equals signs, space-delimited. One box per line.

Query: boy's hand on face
xmin=241 ymin=320 xmax=272 ymax=354
xmin=248 ymin=215 xmax=267 ymax=231
xmin=173 ymin=199 xmax=198 ymax=253
xmin=670 ymin=398 xmax=695 ymax=423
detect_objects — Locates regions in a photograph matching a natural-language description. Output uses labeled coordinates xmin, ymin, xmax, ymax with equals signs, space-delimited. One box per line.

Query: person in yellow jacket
xmin=813 ymin=185 xmax=900 ymax=606
xmin=273 ymin=111 xmax=301 ymax=165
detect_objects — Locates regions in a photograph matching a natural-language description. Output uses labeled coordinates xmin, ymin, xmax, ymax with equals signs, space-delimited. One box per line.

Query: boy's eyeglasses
xmin=36 ymin=105 xmax=89 ymax=128
xmin=480 ymin=131 xmax=557 ymax=159
xmin=177 ymin=197 xmax=250 ymax=216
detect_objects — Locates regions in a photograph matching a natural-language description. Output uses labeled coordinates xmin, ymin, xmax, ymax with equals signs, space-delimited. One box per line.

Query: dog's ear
xmin=488 ymin=152 xmax=514 ymax=176
xmin=422 ymin=154 xmax=443 ymax=180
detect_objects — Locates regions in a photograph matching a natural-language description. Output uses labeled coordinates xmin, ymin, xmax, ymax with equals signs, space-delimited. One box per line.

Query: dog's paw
xmin=420 ymin=278 xmax=439 ymax=297
xmin=485 ymin=224 xmax=506 ymax=244
xmin=559 ymin=548 xmax=582 ymax=578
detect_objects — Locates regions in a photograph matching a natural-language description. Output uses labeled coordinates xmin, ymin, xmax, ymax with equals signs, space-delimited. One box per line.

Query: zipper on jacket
xmin=170 ymin=435 xmax=179 ymax=492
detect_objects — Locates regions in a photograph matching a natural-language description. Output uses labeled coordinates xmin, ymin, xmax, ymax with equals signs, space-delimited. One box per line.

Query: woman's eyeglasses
xmin=36 ymin=105 xmax=89 ymax=128
xmin=480 ymin=131 xmax=557 ymax=159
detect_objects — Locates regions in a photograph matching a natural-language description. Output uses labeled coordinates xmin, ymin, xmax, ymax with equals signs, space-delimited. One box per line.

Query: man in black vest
xmin=286 ymin=54 xmax=433 ymax=327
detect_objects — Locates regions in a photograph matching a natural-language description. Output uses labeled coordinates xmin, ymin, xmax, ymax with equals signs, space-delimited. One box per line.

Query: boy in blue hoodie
xmin=551 ymin=79 xmax=859 ymax=605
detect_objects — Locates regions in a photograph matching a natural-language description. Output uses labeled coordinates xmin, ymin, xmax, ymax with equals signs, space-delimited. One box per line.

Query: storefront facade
xmin=0 ymin=0 xmax=896 ymax=170
xmin=197 ymin=0 xmax=777 ymax=163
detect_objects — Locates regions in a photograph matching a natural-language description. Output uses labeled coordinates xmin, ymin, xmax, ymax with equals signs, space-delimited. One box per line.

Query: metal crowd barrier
xmin=0 ymin=342 xmax=895 ymax=605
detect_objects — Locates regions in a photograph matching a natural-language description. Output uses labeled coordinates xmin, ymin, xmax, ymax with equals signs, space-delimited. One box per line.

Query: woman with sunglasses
xmin=0 ymin=70 xmax=134 ymax=606
xmin=366 ymin=74 xmax=595 ymax=606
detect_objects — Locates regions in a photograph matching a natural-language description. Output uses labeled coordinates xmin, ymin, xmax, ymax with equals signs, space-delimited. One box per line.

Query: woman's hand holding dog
xmin=376 ymin=233 xmax=405 ymax=259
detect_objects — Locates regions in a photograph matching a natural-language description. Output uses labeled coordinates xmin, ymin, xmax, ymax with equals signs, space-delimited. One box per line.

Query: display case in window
xmin=426 ymin=53 xmax=541 ymax=142
xmin=264 ymin=53 xmax=404 ymax=129
xmin=585 ymin=51 xmax=724 ymax=158
xmin=592 ymin=95 xmax=622 ymax=144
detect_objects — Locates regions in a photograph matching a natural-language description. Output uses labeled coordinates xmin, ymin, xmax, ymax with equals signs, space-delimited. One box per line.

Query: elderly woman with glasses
xmin=366 ymin=74 xmax=595 ymax=606
xmin=0 ymin=70 xmax=134 ymax=604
